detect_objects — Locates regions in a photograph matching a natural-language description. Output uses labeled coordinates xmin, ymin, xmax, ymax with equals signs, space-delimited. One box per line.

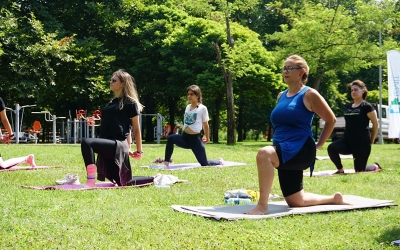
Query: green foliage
xmin=0 ymin=0 xmax=399 ymax=140
xmin=368 ymin=87 xmax=388 ymax=105
xmin=267 ymin=2 xmax=378 ymax=89
xmin=0 ymin=4 xmax=114 ymax=119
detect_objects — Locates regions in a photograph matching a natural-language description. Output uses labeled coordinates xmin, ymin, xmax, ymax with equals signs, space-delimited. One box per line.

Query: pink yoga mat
xmin=21 ymin=182 xmax=153 ymax=190
xmin=0 ymin=166 xmax=62 ymax=172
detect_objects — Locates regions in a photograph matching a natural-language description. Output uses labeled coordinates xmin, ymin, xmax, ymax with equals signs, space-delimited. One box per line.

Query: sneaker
xmin=56 ymin=173 xmax=80 ymax=185
xmin=374 ymin=162 xmax=382 ymax=170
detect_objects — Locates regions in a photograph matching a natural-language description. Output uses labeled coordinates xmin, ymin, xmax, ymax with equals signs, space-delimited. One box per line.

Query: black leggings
xmin=327 ymin=139 xmax=371 ymax=172
xmin=81 ymin=138 xmax=116 ymax=166
xmin=276 ymin=137 xmax=316 ymax=197
xmin=164 ymin=133 xmax=219 ymax=166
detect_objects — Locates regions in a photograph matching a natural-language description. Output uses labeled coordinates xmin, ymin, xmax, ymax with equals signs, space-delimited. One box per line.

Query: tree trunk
xmin=225 ymin=72 xmax=235 ymax=144
xmin=212 ymin=41 xmax=236 ymax=145
xmin=237 ymin=97 xmax=243 ymax=142
xmin=211 ymin=13 xmax=236 ymax=145
xmin=212 ymin=98 xmax=221 ymax=143
xmin=168 ymin=97 xmax=177 ymax=129
xmin=224 ymin=14 xmax=236 ymax=145
xmin=313 ymin=65 xmax=324 ymax=91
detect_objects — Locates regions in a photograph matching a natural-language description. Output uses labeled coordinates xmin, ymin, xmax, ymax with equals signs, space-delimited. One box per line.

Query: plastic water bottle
xmin=224 ymin=198 xmax=251 ymax=205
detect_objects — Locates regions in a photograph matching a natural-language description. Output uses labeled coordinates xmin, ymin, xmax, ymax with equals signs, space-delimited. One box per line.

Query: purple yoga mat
xmin=0 ymin=166 xmax=62 ymax=172
xmin=21 ymin=182 xmax=153 ymax=190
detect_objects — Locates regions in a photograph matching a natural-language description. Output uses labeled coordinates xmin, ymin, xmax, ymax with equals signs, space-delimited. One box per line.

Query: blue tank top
xmin=271 ymin=86 xmax=314 ymax=163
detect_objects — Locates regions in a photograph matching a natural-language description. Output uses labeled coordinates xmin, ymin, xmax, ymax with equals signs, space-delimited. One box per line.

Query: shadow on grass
xmin=376 ymin=227 xmax=400 ymax=246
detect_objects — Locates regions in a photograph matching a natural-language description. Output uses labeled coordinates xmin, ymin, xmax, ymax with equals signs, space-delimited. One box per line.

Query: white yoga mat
xmin=171 ymin=195 xmax=396 ymax=220
xmin=141 ymin=161 xmax=246 ymax=170
xmin=316 ymin=155 xmax=353 ymax=160
xmin=304 ymin=168 xmax=381 ymax=177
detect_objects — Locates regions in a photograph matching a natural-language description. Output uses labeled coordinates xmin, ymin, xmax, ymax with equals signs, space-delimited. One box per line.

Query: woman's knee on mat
xmin=285 ymin=196 xmax=306 ymax=207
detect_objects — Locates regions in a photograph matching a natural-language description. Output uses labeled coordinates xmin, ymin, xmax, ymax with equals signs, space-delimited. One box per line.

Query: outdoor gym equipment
xmin=140 ymin=113 xmax=163 ymax=144
xmin=32 ymin=111 xmax=66 ymax=144
xmin=67 ymin=111 xmax=163 ymax=144
xmin=6 ymin=104 xmax=36 ymax=144
xmin=66 ymin=109 xmax=101 ymax=144
xmin=84 ymin=109 xmax=102 ymax=138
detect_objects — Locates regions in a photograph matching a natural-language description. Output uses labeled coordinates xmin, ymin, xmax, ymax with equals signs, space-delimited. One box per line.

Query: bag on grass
xmin=126 ymin=176 xmax=154 ymax=186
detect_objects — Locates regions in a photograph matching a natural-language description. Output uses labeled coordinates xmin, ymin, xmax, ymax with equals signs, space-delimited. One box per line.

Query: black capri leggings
xmin=164 ymin=133 xmax=219 ymax=166
xmin=276 ymin=137 xmax=316 ymax=197
xmin=328 ymin=138 xmax=371 ymax=172
xmin=81 ymin=138 xmax=117 ymax=166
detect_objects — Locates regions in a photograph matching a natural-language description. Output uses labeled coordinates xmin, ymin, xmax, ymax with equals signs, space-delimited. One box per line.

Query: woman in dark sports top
xmin=328 ymin=80 xmax=380 ymax=174
xmin=80 ymin=69 xmax=143 ymax=187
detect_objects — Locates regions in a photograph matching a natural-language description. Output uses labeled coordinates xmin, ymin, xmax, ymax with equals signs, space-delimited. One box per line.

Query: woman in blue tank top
xmin=245 ymin=55 xmax=350 ymax=215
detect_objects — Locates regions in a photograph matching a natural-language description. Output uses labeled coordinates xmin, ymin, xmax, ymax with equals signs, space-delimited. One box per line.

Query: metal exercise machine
xmin=6 ymin=103 xmax=36 ymax=144
xmin=32 ymin=111 xmax=66 ymax=144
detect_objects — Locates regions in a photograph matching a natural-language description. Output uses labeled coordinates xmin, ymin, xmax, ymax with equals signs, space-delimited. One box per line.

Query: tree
xmin=265 ymin=1 xmax=399 ymax=114
xmin=0 ymin=2 xmax=115 ymax=123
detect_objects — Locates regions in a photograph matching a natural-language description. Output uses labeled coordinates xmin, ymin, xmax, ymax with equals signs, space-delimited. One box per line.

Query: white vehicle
xmin=319 ymin=104 xmax=400 ymax=144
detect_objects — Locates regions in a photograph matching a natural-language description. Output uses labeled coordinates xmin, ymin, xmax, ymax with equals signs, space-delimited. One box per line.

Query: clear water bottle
xmin=224 ymin=198 xmax=251 ymax=205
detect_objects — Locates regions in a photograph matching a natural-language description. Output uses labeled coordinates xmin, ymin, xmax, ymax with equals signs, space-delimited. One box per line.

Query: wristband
xmin=136 ymin=151 xmax=143 ymax=154
xmin=9 ymin=134 xmax=15 ymax=138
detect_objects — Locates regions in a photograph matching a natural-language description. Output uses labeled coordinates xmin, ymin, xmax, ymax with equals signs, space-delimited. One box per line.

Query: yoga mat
xmin=392 ymin=240 xmax=400 ymax=245
xmin=142 ymin=161 xmax=246 ymax=171
xmin=304 ymin=168 xmax=381 ymax=177
xmin=0 ymin=166 xmax=62 ymax=172
xmin=21 ymin=181 xmax=153 ymax=190
xmin=171 ymin=195 xmax=397 ymax=220
xmin=316 ymin=155 xmax=353 ymax=160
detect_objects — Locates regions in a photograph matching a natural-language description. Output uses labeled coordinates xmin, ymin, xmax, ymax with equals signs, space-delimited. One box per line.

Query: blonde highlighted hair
xmin=112 ymin=69 xmax=143 ymax=111
xmin=286 ymin=55 xmax=310 ymax=84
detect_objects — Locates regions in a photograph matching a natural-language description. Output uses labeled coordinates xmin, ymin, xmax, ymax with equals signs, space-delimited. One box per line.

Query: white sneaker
xmin=56 ymin=173 xmax=80 ymax=185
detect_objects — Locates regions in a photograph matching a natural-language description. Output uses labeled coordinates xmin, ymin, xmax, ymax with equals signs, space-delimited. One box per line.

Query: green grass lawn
xmin=0 ymin=141 xmax=399 ymax=249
